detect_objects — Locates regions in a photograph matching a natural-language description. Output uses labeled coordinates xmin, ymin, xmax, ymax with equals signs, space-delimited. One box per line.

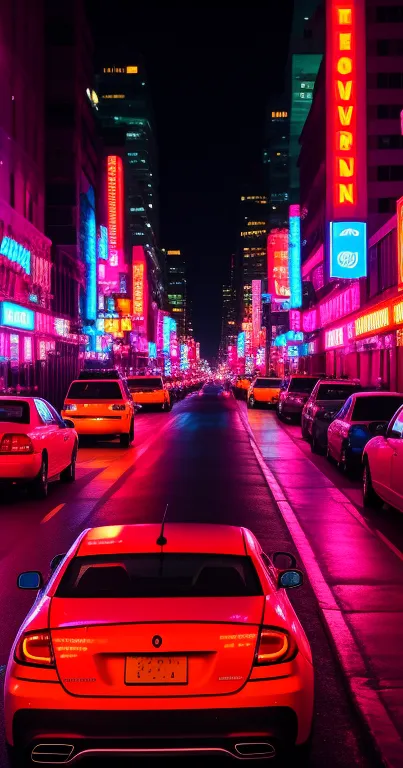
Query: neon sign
xmin=267 ymin=229 xmax=290 ymax=299
xmin=0 ymin=302 xmax=34 ymax=331
xmin=237 ymin=331 xmax=246 ymax=358
xmin=251 ymin=280 xmax=261 ymax=350
xmin=148 ymin=342 xmax=157 ymax=359
xmin=0 ymin=237 xmax=31 ymax=276
xmin=133 ymin=264 xmax=144 ymax=317
xmin=180 ymin=343 xmax=189 ymax=371
xmin=107 ymin=156 xmax=123 ymax=268
xmin=288 ymin=205 xmax=302 ymax=308
xmin=98 ymin=225 xmax=108 ymax=260
xmin=325 ymin=327 xmax=344 ymax=349
xmin=163 ymin=315 xmax=171 ymax=354
xmin=397 ymin=197 xmax=403 ymax=291
xmin=355 ymin=307 xmax=390 ymax=337
xmin=394 ymin=301 xmax=403 ymax=325
xmin=329 ymin=221 xmax=367 ymax=279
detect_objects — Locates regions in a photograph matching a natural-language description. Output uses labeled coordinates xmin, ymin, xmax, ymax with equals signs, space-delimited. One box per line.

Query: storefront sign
xmin=288 ymin=205 xmax=302 ymax=308
xmin=148 ymin=341 xmax=157 ymax=359
xmin=397 ymin=197 xmax=403 ymax=291
xmin=267 ymin=229 xmax=290 ymax=299
xmin=0 ymin=302 xmax=34 ymax=331
xmin=252 ymin=280 xmax=262 ymax=351
xmin=325 ymin=327 xmax=344 ymax=349
xmin=329 ymin=221 xmax=367 ymax=279
xmin=355 ymin=307 xmax=390 ymax=337
xmin=237 ymin=331 xmax=246 ymax=359
xmin=289 ymin=310 xmax=301 ymax=331
xmin=0 ymin=237 xmax=31 ymax=275
xmin=107 ymin=156 xmax=123 ymax=268
xmin=133 ymin=263 xmax=144 ymax=317
xmin=394 ymin=301 xmax=403 ymax=325
xmin=303 ymin=308 xmax=318 ymax=332
xmin=319 ymin=283 xmax=360 ymax=327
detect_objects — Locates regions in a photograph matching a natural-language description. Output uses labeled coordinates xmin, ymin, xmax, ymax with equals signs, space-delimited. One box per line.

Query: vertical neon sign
xmin=267 ymin=229 xmax=290 ymax=299
xmin=237 ymin=331 xmax=246 ymax=358
xmin=288 ymin=205 xmax=302 ymax=308
xmin=397 ymin=197 xmax=403 ymax=291
xmin=251 ymin=280 xmax=262 ymax=351
xmin=133 ymin=264 xmax=144 ymax=317
xmin=132 ymin=246 xmax=148 ymax=335
xmin=326 ymin=0 xmax=367 ymax=221
xmin=107 ymin=156 xmax=123 ymax=271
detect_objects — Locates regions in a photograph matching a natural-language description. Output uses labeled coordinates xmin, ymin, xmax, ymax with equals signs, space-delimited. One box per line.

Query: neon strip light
xmin=325 ymin=327 xmax=344 ymax=349
xmin=355 ymin=307 xmax=390 ymax=337
xmin=397 ymin=197 xmax=403 ymax=291
xmin=237 ymin=331 xmax=246 ymax=358
xmin=133 ymin=263 xmax=144 ymax=317
xmin=107 ymin=156 xmax=123 ymax=268
xmin=98 ymin=225 xmax=108 ymax=260
xmin=288 ymin=205 xmax=302 ymax=308
xmin=0 ymin=237 xmax=31 ymax=275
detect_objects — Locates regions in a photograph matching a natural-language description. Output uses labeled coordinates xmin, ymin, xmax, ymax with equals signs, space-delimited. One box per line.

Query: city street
xmin=0 ymin=394 xmax=379 ymax=768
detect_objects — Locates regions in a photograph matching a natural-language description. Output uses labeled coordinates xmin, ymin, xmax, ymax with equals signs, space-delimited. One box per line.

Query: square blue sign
xmin=329 ymin=221 xmax=367 ymax=279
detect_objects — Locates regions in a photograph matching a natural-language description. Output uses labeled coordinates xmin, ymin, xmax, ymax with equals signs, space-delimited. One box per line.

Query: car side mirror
xmin=17 ymin=571 xmax=43 ymax=590
xmin=50 ymin=554 xmax=66 ymax=572
xmin=323 ymin=411 xmax=334 ymax=421
xmin=63 ymin=418 xmax=75 ymax=429
xmin=278 ymin=569 xmax=304 ymax=589
xmin=272 ymin=551 xmax=297 ymax=569
xmin=376 ymin=423 xmax=388 ymax=436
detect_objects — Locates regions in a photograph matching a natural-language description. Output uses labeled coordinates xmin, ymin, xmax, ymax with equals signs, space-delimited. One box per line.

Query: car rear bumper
xmin=7 ymin=670 xmax=313 ymax=754
xmin=0 ymin=453 xmax=42 ymax=481
xmin=253 ymin=395 xmax=279 ymax=405
xmin=60 ymin=416 xmax=129 ymax=435
xmin=280 ymin=401 xmax=305 ymax=416
xmin=132 ymin=394 xmax=166 ymax=404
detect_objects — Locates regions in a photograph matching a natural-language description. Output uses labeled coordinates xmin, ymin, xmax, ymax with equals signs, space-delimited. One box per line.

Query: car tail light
xmin=255 ymin=628 xmax=297 ymax=665
xmin=109 ymin=404 xmax=125 ymax=411
xmin=63 ymin=403 xmax=77 ymax=411
xmin=15 ymin=631 xmax=54 ymax=667
xmin=0 ymin=434 xmax=34 ymax=454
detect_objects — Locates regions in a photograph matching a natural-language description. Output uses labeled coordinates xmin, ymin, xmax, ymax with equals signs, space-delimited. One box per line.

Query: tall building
xmin=164 ymin=249 xmax=187 ymax=338
xmin=238 ymin=195 xmax=269 ymax=318
xmin=0 ymin=0 xmax=52 ymax=396
xmin=264 ymin=106 xmax=290 ymax=231
xmin=96 ymin=61 xmax=165 ymax=310
xmin=220 ymin=256 xmax=237 ymax=358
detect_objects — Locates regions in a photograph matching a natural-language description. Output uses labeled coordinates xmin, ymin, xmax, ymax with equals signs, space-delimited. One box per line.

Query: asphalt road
xmin=0 ymin=394 xmax=380 ymax=767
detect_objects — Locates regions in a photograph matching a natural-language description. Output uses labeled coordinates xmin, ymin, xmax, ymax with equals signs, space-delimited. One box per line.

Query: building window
xmin=367 ymin=229 xmax=397 ymax=297
xmin=9 ymin=173 xmax=15 ymax=208
xmin=377 ymin=104 xmax=403 ymax=119
xmin=378 ymin=197 xmax=396 ymax=213
xmin=378 ymin=135 xmax=403 ymax=149
xmin=377 ymin=39 xmax=390 ymax=56
xmin=377 ymin=72 xmax=403 ymax=88
xmin=376 ymin=6 xmax=403 ymax=22
xmin=377 ymin=165 xmax=403 ymax=180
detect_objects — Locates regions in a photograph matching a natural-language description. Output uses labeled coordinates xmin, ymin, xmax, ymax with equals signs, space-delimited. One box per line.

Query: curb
xmin=238 ymin=404 xmax=403 ymax=768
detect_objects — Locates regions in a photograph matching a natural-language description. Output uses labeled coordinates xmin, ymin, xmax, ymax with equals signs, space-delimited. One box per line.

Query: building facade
xmin=0 ymin=0 xmax=53 ymax=397
xmin=164 ymin=249 xmax=187 ymax=338
xmin=264 ymin=107 xmax=290 ymax=231
xmin=238 ymin=195 xmax=269 ymax=319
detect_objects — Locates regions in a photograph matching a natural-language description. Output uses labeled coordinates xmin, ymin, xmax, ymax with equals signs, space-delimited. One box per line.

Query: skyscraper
xmin=96 ymin=61 xmax=165 ymax=310
xmin=238 ymin=195 xmax=269 ymax=319
xmin=164 ymin=249 xmax=187 ymax=338
xmin=264 ymin=106 xmax=290 ymax=231
xmin=220 ymin=256 xmax=237 ymax=359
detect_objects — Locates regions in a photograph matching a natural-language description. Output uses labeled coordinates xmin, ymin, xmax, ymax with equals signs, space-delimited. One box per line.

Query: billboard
xmin=267 ymin=229 xmax=290 ymax=299
xmin=132 ymin=246 xmax=148 ymax=334
xmin=329 ymin=221 xmax=367 ymax=278
xmin=106 ymin=156 xmax=124 ymax=291
xmin=251 ymin=280 xmax=262 ymax=351
xmin=288 ymin=205 xmax=302 ymax=308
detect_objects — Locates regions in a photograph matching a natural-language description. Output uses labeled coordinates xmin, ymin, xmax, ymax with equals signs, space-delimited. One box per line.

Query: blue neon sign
xmin=148 ymin=341 xmax=157 ymax=358
xmin=163 ymin=315 xmax=171 ymax=354
xmin=237 ymin=331 xmax=245 ymax=358
xmin=98 ymin=225 xmax=108 ymax=260
xmin=180 ymin=343 xmax=189 ymax=371
xmin=329 ymin=221 xmax=367 ymax=279
xmin=81 ymin=190 xmax=97 ymax=322
xmin=0 ymin=301 xmax=34 ymax=331
xmin=288 ymin=208 xmax=302 ymax=309
xmin=0 ymin=237 xmax=31 ymax=276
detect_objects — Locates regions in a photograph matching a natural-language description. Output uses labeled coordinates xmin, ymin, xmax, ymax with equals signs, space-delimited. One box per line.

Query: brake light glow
xmin=255 ymin=628 xmax=296 ymax=665
xmin=0 ymin=434 xmax=34 ymax=454
xmin=15 ymin=632 xmax=54 ymax=667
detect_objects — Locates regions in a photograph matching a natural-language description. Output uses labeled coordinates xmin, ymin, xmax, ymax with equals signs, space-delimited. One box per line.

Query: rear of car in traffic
xmin=363 ymin=403 xmax=403 ymax=512
xmin=126 ymin=376 xmax=171 ymax=411
xmin=277 ymin=376 xmax=321 ymax=423
xmin=199 ymin=382 xmax=230 ymax=399
xmin=327 ymin=392 xmax=403 ymax=474
xmin=61 ymin=375 xmax=135 ymax=447
xmin=0 ymin=397 xmax=77 ymax=498
xmin=234 ymin=376 xmax=252 ymax=400
xmin=301 ymin=380 xmax=362 ymax=451
xmin=248 ymin=378 xmax=282 ymax=409
xmin=5 ymin=523 xmax=314 ymax=766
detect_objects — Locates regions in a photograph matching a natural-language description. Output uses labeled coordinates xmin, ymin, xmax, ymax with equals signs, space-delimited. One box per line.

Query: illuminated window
xmin=102 ymin=94 xmax=125 ymax=99
xmin=126 ymin=66 xmax=138 ymax=74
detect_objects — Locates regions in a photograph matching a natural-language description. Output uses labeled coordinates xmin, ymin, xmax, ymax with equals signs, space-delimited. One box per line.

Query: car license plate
xmin=125 ymin=655 xmax=187 ymax=685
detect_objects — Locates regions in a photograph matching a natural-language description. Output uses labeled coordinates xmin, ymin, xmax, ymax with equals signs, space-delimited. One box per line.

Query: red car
xmin=5 ymin=523 xmax=313 ymax=765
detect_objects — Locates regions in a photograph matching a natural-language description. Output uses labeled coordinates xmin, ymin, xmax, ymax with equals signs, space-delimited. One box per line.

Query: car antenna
xmin=156 ymin=504 xmax=168 ymax=546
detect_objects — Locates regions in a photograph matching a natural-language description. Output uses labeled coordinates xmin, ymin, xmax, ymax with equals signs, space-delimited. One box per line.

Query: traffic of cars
xmin=5 ymin=522 xmax=313 ymax=765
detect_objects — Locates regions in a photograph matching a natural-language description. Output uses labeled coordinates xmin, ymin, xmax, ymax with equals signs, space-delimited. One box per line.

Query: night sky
xmin=87 ymin=1 xmax=293 ymax=359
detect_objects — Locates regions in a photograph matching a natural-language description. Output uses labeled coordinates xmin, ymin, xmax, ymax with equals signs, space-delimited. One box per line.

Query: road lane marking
xmin=41 ymin=503 xmax=65 ymax=524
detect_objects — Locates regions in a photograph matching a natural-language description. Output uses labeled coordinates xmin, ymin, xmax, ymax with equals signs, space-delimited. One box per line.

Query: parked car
xmin=0 ymin=396 xmax=77 ymax=498
xmin=363 ymin=403 xmax=403 ymax=511
xmin=301 ymin=379 xmax=362 ymax=442
xmin=277 ymin=376 xmax=322 ymax=422
xmin=126 ymin=375 xmax=171 ymax=411
xmin=234 ymin=376 xmax=252 ymax=400
xmin=61 ymin=375 xmax=135 ymax=447
xmin=327 ymin=392 xmax=403 ymax=474
xmin=247 ymin=377 xmax=282 ymax=409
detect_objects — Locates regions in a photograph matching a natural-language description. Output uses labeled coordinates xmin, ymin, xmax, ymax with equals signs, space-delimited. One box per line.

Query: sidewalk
xmin=242 ymin=405 xmax=403 ymax=768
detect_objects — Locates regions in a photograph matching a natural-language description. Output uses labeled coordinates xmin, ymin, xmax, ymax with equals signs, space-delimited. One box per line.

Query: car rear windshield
xmin=127 ymin=378 xmax=163 ymax=391
xmin=0 ymin=400 xmax=30 ymax=424
xmin=317 ymin=384 xmax=361 ymax=401
xmin=67 ymin=381 xmax=123 ymax=400
xmin=352 ymin=396 xmax=403 ymax=422
xmin=288 ymin=377 xmax=320 ymax=393
xmin=77 ymin=369 xmax=121 ymax=380
xmin=254 ymin=378 xmax=281 ymax=389
xmin=56 ymin=554 xmax=263 ymax=598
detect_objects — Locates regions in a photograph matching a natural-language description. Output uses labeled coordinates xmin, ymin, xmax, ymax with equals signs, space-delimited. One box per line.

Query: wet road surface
xmin=0 ymin=395 xmax=380 ymax=767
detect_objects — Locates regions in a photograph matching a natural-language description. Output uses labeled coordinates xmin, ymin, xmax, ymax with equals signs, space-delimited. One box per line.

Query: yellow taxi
xmin=126 ymin=375 xmax=171 ymax=411
xmin=61 ymin=370 xmax=135 ymax=447
xmin=247 ymin=377 xmax=282 ymax=408
xmin=234 ymin=376 xmax=252 ymax=400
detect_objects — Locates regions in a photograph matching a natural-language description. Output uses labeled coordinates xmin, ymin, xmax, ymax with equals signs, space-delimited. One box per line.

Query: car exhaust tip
xmin=31 ymin=743 xmax=74 ymax=764
xmin=235 ymin=742 xmax=276 ymax=758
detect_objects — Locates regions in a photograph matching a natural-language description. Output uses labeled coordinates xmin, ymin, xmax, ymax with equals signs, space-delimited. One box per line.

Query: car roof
xmin=127 ymin=375 xmax=162 ymax=379
xmin=77 ymin=369 xmax=121 ymax=380
xmin=0 ymin=395 xmax=33 ymax=403
xmin=77 ymin=523 xmax=249 ymax=557
xmin=350 ymin=391 xmax=402 ymax=399
xmin=315 ymin=379 xmax=359 ymax=386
